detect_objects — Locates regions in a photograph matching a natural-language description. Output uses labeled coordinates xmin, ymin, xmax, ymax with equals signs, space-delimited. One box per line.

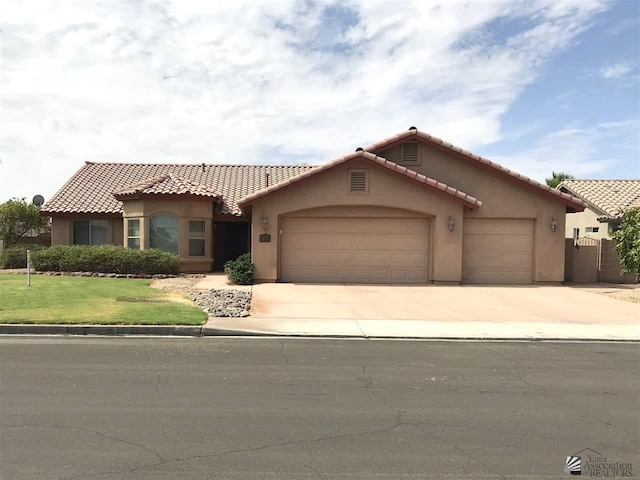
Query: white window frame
xmin=188 ymin=220 xmax=206 ymax=257
xmin=127 ymin=219 xmax=141 ymax=250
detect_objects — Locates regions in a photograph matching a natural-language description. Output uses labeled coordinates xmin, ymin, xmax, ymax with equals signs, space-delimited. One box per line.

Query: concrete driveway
xmin=250 ymin=283 xmax=639 ymax=324
xmin=205 ymin=282 xmax=640 ymax=340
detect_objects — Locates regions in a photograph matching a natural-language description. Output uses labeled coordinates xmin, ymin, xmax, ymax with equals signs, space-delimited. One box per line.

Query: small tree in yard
xmin=612 ymin=207 xmax=640 ymax=281
xmin=0 ymin=198 xmax=49 ymax=248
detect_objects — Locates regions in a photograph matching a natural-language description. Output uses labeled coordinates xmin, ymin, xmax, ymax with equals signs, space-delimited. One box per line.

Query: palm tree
xmin=545 ymin=171 xmax=575 ymax=189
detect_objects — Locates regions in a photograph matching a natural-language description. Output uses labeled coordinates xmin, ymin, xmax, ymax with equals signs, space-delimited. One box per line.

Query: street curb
xmin=201 ymin=329 xmax=640 ymax=342
xmin=201 ymin=327 xmax=266 ymax=336
xmin=0 ymin=324 xmax=203 ymax=337
xmin=1 ymin=323 xmax=638 ymax=342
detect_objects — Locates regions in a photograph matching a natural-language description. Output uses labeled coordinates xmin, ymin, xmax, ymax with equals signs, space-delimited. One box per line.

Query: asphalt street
xmin=0 ymin=337 xmax=638 ymax=479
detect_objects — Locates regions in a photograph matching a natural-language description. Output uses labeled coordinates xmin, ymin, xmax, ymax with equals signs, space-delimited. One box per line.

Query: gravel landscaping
xmin=190 ymin=289 xmax=252 ymax=317
xmin=150 ymin=275 xmax=253 ymax=317
xmin=149 ymin=275 xmax=206 ymax=294
xmin=572 ymin=283 xmax=640 ymax=304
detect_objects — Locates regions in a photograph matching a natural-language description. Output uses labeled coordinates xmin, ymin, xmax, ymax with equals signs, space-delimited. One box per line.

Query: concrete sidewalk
xmin=202 ymin=316 xmax=640 ymax=341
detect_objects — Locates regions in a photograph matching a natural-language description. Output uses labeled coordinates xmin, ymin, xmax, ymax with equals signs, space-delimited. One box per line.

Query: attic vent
xmin=349 ymin=169 xmax=368 ymax=193
xmin=401 ymin=142 xmax=420 ymax=164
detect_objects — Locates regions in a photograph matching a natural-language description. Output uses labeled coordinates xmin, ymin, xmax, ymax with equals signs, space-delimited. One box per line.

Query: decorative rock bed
xmin=32 ymin=271 xmax=183 ymax=279
xmin=190 ymin=289 xmax=252 ymax=317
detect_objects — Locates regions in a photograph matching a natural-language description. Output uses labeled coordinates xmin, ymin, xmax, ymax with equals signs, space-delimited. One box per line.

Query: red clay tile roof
xmin=365 ymin=128 xmax=586 ymax=211
xmin=42 ymin=128 xmax=589 ymax=218
xmin=42 ymin=163 xmax=315 ymax=216
xmin=558 ymin=179 xmax=640 ymax=219
xmin=239 ymin=150 xmax=482 ymax=209
xmin=113 ymin=173 xmax=221 ymax=199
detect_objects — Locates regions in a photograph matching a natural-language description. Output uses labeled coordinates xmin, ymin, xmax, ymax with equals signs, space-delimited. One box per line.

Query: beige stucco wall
xmin=111 ymin=219 xmax=123 ymax=246
xmin=121 ymin=198 xmax=214 ymax=272
xmin=564 ymin=207 xmax=611 ymax=239
xmin=248 ymin=158 xmax=465 ymax=282
xmin=376 ymin=143 xmax=568 ymax=283
xmin=51 ymin=218 xmax=71 ymax=245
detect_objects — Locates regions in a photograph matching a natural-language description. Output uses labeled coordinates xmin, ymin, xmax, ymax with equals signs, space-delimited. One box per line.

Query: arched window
xmin=149 ymin=214 xmax=179 ymax=254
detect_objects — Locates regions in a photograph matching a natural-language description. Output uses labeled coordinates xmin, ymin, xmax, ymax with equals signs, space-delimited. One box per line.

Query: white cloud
xmin=0 ymin=0 xmax=612 ymax=201
xmin=489 ymin=120 xmax=639 ymax=181
xmin=600 ymin=60 xmax=634 ymax=79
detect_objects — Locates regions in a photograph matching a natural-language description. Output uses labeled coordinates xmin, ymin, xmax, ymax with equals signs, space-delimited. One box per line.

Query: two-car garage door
xmin=280 ymin=217 xmax=429 ymax=284
xmin=279 ymin=216 xmax=534 ymax=285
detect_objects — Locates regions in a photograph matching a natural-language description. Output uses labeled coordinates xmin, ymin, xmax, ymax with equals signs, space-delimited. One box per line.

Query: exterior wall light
xmin=261 ymin=216 xmax=269 ymax=231
xmin=550 ymin=216 xmax=558 ymax=233
xmin=448 ymin=216 xmax=455 ymax=232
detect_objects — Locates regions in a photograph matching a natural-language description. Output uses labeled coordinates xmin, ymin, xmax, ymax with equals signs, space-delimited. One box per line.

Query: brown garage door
xmin=462 ymin=219 xmax=533 ymax=284
xmin=280 ymin=217 xmax=429 ymax=284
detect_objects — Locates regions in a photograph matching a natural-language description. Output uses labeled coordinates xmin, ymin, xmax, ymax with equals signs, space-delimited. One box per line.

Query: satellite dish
xmin=32 ymin=195 xmax=45 ymax=207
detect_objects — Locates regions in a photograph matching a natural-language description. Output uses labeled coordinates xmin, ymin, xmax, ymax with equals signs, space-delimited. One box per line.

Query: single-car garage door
xmin=462 ymin=219 xmax=533 ymax=284
xmin=280 ymin=217 xmax=429 ymax=284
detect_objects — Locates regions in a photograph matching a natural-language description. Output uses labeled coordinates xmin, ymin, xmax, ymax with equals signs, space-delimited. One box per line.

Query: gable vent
xmin=349 ymin=170 xmax=368 ymax=193
xmin=401 ymin=142 xmax=419 ymax=164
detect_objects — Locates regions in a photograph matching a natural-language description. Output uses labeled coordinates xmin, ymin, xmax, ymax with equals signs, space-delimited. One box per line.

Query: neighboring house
xmin=42 ymin=127 xmax=586 ymax=285
xmin=558 ymin=180 xmax=640 ymax=240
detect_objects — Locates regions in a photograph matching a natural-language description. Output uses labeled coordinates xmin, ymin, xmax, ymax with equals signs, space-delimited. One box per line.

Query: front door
xmin=213 ymin=222 xmax=250 ymax=271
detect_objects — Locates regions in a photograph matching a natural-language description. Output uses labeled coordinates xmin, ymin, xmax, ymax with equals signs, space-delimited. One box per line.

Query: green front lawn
xmin=0 ymin=274 xmax=207 ymax=325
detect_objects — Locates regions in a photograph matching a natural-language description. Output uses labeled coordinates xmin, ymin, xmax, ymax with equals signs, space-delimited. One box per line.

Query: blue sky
xmin=1 ymin=0 xmax=638 ymax=202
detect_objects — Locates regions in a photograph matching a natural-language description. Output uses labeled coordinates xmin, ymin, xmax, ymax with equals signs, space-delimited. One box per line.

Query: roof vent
xmin=349 ymin=169 xmax=368 ymax=193
xmin=401 ymin=142 xmax=419 ymax=164
xmin=355 ymin=147 xmax=364 ymax=152
xmin=409 ymin=126 xmax=417 ymax=131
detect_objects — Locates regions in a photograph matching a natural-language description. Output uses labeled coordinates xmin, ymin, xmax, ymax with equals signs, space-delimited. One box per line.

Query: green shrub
xmin=31 ymin=245 xmax=180 ymax=275
xmin=224 ymin=253 xmax=254 ymax=285
xmin=612 ymin=207 xmax=640 ymax=281
xmin=0 ymin=244 xmax=47 ymax=269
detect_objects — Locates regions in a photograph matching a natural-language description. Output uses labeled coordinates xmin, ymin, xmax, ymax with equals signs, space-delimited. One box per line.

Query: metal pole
xmin=27 ymin=249 xmax=31 ymax=287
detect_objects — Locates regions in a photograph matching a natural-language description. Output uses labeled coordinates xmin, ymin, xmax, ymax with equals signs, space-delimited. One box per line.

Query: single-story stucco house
xmin=558 ymin=179 xmax=640 ymax=240
xmin=41 ymin=127 xmax=586 ymax=285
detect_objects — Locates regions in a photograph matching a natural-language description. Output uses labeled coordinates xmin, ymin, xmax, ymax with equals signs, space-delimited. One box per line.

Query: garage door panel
xmin=371 ymin=236 xmax=393 ymax=249
xmin=462 ymin=219 xmax=533 ymax=285
xmin=409 ymin=253 xmax=428 ymax=264
xmin=463 ymin=236 xmax=532 ymax=253
xmin=360 ymin=270 xmax=391 ymax=282
xmin=391 ymin=270 xmax=428 ymax=283
xmin=392 ymin=236 xmax=426 ymax=251
xmin=464 ymin=219 xmax=532 ymax=235
xmin=281 ymin=217 xmax=429 ymax=284
xmin=336 ymin=269 xmax=355 ymax=281
xmin=463 ymin=268 xmax=532 ymax=284
xmin=370 ymin=253 xmax=392 ymax=265
xmin=409 ymin=236 xmax=429 ymax=249
xmin=464 ymin=253 xmax=532 ymax=269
